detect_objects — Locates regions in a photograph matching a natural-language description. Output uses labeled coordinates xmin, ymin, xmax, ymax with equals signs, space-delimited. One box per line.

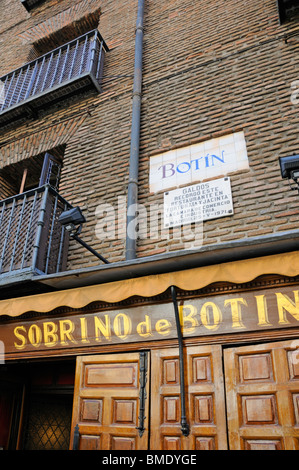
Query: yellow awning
xmin=1 ymin=250 xmax=299 ymax=318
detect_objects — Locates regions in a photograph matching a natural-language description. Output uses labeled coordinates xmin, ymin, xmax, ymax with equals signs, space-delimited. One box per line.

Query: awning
xmin=1 ymin=250 xmax=299 ymax=318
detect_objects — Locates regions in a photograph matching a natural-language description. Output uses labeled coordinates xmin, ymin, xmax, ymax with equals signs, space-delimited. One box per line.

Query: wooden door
xmin=224 ymin=339 xmax=299 ymax=450
xmin=69 ymin=352 xmax=149 ymax=450
xmin=150 ymin=345 xmax=228 ymax=450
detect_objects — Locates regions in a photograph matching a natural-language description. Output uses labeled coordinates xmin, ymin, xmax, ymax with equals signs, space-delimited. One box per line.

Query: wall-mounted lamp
xmin=279 ymin=154 xmax=299 ymax=193
xmin=59 ymin=207 xmax=110 ymax=264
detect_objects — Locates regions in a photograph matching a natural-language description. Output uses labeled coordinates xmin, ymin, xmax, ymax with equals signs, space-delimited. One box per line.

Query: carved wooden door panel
xmin=69 ymin=352 xmax=149 ymax=450
xmin=150 ymin=345 xmax=228 ymax=450
xmin=224 ymin=339 xmax=299 ymax=450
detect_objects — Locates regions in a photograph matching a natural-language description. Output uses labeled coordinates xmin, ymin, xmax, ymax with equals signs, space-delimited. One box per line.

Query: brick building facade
xmin=0 ymin=0 xmax=298 ymax=451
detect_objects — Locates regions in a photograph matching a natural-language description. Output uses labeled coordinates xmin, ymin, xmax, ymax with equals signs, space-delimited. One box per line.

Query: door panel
xmin=70 ymin=352 xmax=149 ymax=450
xmin=224 ymin=339 xmax=299 ymax=450
xmin=70 ymin=340 xmax=299 ymax=451
xmin=151 ymin=345 xmax=228 ymax=450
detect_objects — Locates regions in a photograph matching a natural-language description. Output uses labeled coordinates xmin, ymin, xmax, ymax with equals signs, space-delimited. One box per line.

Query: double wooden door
xmin=70 ymin=339 xmax=299 ymax=450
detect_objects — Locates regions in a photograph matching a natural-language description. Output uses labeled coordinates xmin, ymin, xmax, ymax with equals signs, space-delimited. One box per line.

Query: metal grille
xmin=0 ymin=30 xmax=106 ymax=115
xmin=0 ymin=185 xmax=72 ymax=277
xmin=23 ymin=395 xmax=73 ymax=450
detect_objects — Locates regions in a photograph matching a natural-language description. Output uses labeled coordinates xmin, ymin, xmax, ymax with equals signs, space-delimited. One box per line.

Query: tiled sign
xmin=150 ymin=131 xmax=249 ymax=192
xmin=164 ymin=177 xmax=233 ymax=228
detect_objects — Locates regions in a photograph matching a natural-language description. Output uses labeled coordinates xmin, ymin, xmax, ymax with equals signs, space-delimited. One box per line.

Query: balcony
xmin=0 ymin=29 xmax=107 ymax=127
xmin=0 ymin=185 xmax=72 ymax=285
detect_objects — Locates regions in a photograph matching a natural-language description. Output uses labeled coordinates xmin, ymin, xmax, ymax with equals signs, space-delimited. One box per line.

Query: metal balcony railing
xmin=0 ymin=185 xmax=72 ymax=284
xmin=0 ymin=30 xmax=107 ymax=126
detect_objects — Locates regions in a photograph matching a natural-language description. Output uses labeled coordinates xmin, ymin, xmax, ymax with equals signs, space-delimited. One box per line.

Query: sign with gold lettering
xmin=1 ymin=285 xmax=299 ymax=355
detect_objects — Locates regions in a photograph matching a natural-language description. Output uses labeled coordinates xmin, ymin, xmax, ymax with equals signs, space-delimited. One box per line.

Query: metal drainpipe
xmin=171 ymin=286 xmax=190 ymax=437
xmin=125 ymin=0 xmax=184 ymax=438
xmin=125 ymin=0 xmax=145 ymax=261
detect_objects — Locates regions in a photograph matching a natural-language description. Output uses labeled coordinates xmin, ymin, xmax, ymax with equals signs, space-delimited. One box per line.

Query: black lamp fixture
xmin=58 ymin=207 xmax=110 ymax=264
xmin=279 ymin=154 xmax=299 ymax=193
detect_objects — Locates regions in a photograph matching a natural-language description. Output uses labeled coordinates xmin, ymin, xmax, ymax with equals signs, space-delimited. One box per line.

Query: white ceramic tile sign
xmin=150 ymin=131 xmax=249 ymax=192
xmin=164 ymin=177 xmax=233 ymax=228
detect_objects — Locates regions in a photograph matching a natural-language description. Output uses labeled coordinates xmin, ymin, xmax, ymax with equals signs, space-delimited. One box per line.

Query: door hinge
xmin=136 ymin=351 xmax=148 ymax=437
xmin=72 ymin=423 xmax=80 ymax=450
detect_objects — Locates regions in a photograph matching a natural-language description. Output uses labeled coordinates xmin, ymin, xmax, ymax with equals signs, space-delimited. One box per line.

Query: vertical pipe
xmin=19 ymin=168 xmax=28 ymax=194
xmin=171 ymin=286 xmax=190 ymax=437
xmin=125 ymin=0 xmax=145 ymax=260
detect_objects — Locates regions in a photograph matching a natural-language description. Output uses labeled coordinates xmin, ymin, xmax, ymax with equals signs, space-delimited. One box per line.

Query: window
xmin=20 ymin=0 xmax=46 ymax=12
xmin=277 ymin=0 xmax=299 ymax=24
xmin=0 ymin=361 xmax=75 ymax=450
xmin=0 ymin=149 xmax=71 ymax=278
xmin=0 ymin=149 xmax=63 ymax=200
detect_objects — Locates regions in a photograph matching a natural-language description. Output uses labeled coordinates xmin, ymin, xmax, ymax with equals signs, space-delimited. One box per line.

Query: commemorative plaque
xmin=164 ymin=177 xmax=234 ymax=228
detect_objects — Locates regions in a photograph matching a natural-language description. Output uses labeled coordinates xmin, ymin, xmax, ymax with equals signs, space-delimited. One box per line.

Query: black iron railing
xmin=0 ymin=185 xmax=72 ymax=280
xmin=0 ymin=30 xmax=107 ymax=125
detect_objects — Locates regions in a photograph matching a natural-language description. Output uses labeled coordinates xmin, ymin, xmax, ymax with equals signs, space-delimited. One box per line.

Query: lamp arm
xmin=70 ymin=233 xmax=110 ymax=264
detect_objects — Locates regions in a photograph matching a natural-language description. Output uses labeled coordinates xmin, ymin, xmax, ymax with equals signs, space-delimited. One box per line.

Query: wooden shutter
xmin=150 ymin=345 xmax=228 ymax=450
xmin=224 ymin=339 xmax=299 ymax=450
xmin=69 ymin=352 xmax=149 ymax=450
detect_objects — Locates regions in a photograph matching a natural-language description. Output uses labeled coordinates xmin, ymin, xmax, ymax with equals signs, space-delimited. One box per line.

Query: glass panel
xmin=23 ymin=394 xmax=73 ymax=450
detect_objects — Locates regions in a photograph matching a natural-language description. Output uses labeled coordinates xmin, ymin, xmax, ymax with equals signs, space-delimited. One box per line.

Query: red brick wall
xmin=0 ymin=0 xmax=298 ymax=269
